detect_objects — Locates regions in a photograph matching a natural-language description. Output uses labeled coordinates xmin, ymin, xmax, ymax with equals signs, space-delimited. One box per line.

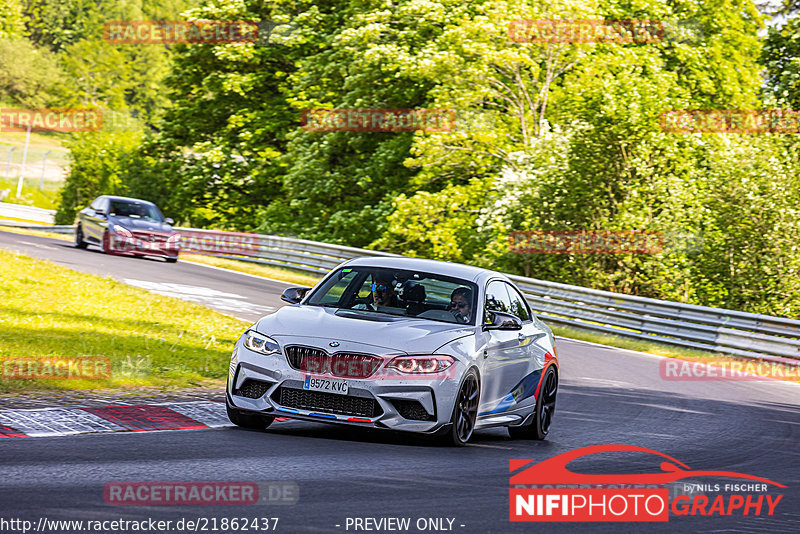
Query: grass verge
xmin=0 ymin=177 xmax=61 ymax=210
xmin=180 ymin=253 xmax=322 ymax=287
xmin=0 ymin=225 xmax=71 ymax=240
xmin=0 ymin=248 xmax=248 ymax=393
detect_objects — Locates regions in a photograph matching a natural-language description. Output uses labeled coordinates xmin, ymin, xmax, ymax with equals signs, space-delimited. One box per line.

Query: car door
xmin=505 ymin=282 xmax=548 ymax=375
xmin=479 ymin=280 xmax=532 ymax=414
xmin=83 ymin=196 xmax=106 ymax=242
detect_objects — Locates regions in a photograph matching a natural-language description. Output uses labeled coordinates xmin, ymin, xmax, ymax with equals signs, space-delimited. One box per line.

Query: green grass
xmin=0 ymin=248 xmax=249 ymax=393
xmin=0 ymin=133 xmax=69 ymax=163
xmin=0 ymin=176 xmax=61 ymax=210
xmin=0 ymin=131 xmax=69 ymax=209
xmin=181 ymin=253 xmax=322 ymax=287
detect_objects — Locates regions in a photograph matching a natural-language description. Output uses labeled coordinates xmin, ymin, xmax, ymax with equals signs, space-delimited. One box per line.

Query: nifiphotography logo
xmin=509 ymin=444 xmax=784 ymax=522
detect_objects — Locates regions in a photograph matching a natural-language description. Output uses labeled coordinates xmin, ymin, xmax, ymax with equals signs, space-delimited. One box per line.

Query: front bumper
xmin=109 ymin=233 xmax=179 ymax=257
xmin=227 ymin=341 xmax=464 ymax=433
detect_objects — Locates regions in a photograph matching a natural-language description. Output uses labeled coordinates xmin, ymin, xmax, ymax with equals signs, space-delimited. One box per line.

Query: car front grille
xmin=284 ymin=346 xmax=382 ymax=378
xmin=133 ymin=231 xmax=168 ymax=243
xmin=272 ymin=387 xmax=382 ymax=418
xmin=390 ymin=399 xmax=435 ymax=421
xmin=235 ymin=379 xmax=273 ymax=399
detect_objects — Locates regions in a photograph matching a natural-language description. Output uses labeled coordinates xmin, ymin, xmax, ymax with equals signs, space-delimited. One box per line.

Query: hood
xmin=254 ymin=305 xmax=474 ymax=354
xmin=111 ymin=216 xmax=173 ymax=233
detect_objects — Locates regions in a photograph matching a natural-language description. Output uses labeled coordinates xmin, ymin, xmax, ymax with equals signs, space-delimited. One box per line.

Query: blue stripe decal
xmin=479 ymin=369 xmax=542 ymax=416
xmin=309 ymin=413 xmax=337 ymax=419
xmin=280 ymin=408 xmax=300 ymax=414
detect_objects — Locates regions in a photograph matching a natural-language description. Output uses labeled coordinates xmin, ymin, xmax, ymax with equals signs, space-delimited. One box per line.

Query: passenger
xmin=449 ymin=287 xmax=473 ymax=323
xmin=354 ymin=277 xmax=396 ymax=310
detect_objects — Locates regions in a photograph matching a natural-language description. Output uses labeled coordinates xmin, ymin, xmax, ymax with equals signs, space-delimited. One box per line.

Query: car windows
xmin=109 ymin=201 xmax=163 ymax=222
xmin=484 ymin=281 xmax=513 ymax=323
xmin=306 ymin=267 xmax=478 ymax=325
xmin=90 ymin=197 xmax=103 ymax=210
xmin=505 ymin=283 xmax=532 ymax=322
xmin=315 ymin=269 xmax=359 ymax=305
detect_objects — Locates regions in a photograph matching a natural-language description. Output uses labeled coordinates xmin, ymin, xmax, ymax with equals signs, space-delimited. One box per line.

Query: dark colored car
xmin=74 ymin=195 xmax=180 ymax=262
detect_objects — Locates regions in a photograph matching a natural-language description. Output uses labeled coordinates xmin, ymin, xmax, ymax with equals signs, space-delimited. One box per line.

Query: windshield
xmin=109 ymin=200 xmax=164 ymax=222
xmin=306 ymin=266 xmax=479 ymax=325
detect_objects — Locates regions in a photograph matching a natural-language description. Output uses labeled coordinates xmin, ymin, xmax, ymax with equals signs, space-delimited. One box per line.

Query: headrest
xmin=402 ymin=280 xmax=426 ymax=302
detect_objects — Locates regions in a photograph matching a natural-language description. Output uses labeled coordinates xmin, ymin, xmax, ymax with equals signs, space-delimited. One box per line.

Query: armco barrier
xmin=4 ymin=222 xmax=799 ymax=365
xmin=0 ymin=203 xmax=56 ymax=224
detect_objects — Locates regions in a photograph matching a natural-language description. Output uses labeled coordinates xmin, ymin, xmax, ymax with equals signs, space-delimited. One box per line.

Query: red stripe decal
xmin=0 ymin=423 xmax=27 ymax=438
xmin=79 ymin=405 xmax=208 ymax=431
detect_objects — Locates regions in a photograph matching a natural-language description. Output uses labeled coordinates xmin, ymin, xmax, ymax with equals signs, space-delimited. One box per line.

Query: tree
xmin=0 ymin=37 xmax=66 ymax=107
xmin=0 ymin=0 xmax=25 ymax=38
xmin=55 ymin=128 xmax=144 ymax=224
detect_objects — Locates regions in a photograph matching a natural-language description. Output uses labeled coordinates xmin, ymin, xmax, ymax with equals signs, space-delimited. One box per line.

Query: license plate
xmin=303 ymin=376 xmax=349 ymax=395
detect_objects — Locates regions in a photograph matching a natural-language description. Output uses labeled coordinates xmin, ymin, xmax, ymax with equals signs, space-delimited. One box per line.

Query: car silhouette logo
xmin=329 ymin=341 xmax=340 ymax=347
xmin=509 ymin=444 xmax=785 ymax=487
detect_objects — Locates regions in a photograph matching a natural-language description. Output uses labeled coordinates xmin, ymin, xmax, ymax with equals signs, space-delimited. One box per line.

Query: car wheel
xmin=445 ymin=369 xmax=480 ymax=446
xmin=165 ymin=257 xmax=178 ymax=263
xmin=508 ymin=366 xmax=557 ymax=440
xmin=226 ymin=401 xmax=274 ymax=430
xmin=74 ymin=225 xmax=88 ymax=249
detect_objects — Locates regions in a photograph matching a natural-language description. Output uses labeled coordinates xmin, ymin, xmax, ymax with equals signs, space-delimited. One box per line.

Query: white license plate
xmin=303 ymin=376 xmax=349 ymax=395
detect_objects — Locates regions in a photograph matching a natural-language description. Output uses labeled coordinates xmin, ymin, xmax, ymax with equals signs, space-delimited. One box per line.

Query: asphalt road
xmin=0 ymin=230 xmax=290 ymax=322
xmin=1 ymin=229 xmax=799 ymax=533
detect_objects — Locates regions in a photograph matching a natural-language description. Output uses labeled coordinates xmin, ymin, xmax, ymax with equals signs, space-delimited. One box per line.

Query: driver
xmin=449 ymin=287 xmax=473 ymax=323
xmin=354 ymin=277 xmax=396 ymax=310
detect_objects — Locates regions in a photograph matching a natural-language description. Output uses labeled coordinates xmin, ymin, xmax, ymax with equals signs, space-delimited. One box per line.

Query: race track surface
xmin=1 ymin=229 xmax=798 ymax=533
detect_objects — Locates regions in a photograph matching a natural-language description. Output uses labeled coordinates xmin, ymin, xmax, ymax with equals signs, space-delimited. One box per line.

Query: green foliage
xmin=763 ymin=12 xmax=800 ymax=106
xmin=0 ymin=37 xmax=66 ymax=107
xmin=0 ymin=0 xmax=25 ymax=38
xmin=46 ymin=0 xmax=800 ymax=316
xmin=54 ymin=129 xmax=144 ymax=224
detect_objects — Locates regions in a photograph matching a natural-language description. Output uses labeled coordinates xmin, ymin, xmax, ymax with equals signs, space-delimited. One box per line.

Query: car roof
xmin=342 ymin=256 xmax=509 ymax=284
xmin=102 ymin=195 xmax=157 ymax=205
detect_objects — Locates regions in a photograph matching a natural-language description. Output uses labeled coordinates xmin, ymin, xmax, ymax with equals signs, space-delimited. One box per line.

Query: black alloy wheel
xmin=447 ymin=369 xmax=480 ymax=446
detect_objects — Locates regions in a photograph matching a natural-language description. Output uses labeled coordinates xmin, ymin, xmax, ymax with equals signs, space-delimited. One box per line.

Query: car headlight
xmin=243 ymin=331 xmax=280 ymax=355
xmin=110 ymin=224 xmax=132 ymax=238
xmin=387 ymin=355 xmax=455 ymax=374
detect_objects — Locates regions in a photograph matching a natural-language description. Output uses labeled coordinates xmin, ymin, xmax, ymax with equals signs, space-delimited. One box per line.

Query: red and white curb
xmin=0 ymin=401 xmax=242 ymax=438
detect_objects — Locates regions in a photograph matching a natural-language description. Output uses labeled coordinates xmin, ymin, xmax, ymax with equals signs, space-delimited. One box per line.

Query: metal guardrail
xmin=5 ymin=222 xmax=799 ymax=365
xmin=0 ymin=203 xmax=56 ymax=224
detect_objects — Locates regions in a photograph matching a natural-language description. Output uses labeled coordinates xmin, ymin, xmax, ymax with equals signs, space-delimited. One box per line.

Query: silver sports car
xmin=226 ymin=257 xmax=559 ymax=445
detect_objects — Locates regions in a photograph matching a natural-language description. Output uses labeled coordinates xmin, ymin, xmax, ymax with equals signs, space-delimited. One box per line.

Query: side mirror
xmin=484 ymin=311 xmax=523 ymax=331
xmin=165 ymin=217 xmax=174 ymax=225
xmin=281 ymin=286 xmax=311 ymax=304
